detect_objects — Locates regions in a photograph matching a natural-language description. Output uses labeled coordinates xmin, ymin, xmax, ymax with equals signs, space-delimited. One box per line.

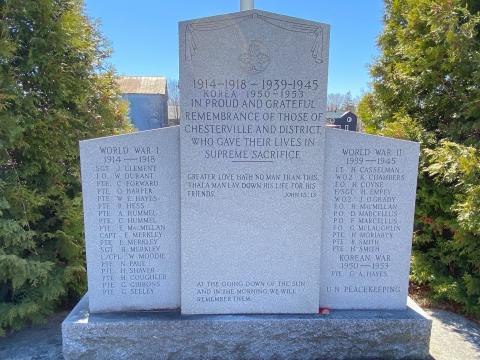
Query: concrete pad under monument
xmin=180 ymin=9 xmax=329 ymax=315
xmin=79 ymin=127 xmax=180 ymax=312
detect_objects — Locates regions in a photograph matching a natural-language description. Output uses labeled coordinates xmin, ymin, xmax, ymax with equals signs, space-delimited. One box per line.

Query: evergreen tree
xmin=359 ymin=0 xmax=480 ymax=317
xmin=0 ymin=0 xmax=131 ymax=334
xmin=360 ymin=0 xmax=480 ymax=145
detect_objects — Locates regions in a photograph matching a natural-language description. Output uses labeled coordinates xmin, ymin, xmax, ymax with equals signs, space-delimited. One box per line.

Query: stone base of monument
xmin=62 ymin=294 xmax=432 ymax=360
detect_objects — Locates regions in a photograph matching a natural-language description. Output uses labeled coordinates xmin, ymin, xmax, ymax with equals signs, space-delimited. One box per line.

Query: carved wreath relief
xmin=239 ymin=40 xmax=271 ymax=74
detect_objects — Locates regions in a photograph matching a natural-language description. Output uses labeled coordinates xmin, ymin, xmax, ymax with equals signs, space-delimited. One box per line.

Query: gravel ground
xmin=0 ymin=309 xmax=478 ymax=359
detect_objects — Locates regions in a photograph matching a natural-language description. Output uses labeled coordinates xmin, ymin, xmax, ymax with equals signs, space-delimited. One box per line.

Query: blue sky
xmin=84 ymin=0 xmax=384 ymax=97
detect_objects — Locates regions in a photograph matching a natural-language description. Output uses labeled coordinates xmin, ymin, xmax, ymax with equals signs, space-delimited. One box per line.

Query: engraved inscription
xmin=180 ymin=10 xmax=330 ymax=314
xmin=93 ymin=145 xmax=168 ymax=297
xmin=320 ymin=130 xmax=419 ymax=309
xmin=81 ymin=128 xmax=180 ymax=311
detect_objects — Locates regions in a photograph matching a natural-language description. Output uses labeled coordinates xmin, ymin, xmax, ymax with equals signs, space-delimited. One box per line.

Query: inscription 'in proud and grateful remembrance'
xmin=180 ymin=10 xmax=330 ymax=314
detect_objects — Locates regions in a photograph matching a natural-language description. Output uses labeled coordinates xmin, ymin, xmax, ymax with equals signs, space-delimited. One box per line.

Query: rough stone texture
xmin=79 ymin=126 xmax=180 ymax=313
xmin=3 ymin=302 xmax=480 ymax=360
xmin=4 ymin=302 xmax=480 ymax=359
xmin=320 ymin=128 xmax=421 ymax=310
xmin=62 ymin=294 xmax=432 ymax=359
xmin=180 ymin=9 xmax=330 ymax=315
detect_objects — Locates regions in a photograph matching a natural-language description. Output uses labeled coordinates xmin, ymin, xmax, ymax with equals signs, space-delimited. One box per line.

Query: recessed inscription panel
xmin=180 ymin=10 xmax=330 ymax=314
xmin=320 ymin=128 xmax=420 ymax=309
xmin=80 ymin=127 xmax=180 ymax=312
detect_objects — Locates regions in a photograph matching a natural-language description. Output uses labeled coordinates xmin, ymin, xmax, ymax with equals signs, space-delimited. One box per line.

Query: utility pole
xmin=240 ymin=0 xmax=254 ymax=11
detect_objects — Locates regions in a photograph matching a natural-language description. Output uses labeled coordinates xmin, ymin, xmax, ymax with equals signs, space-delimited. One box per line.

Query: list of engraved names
xmin=92 ymin=145 xmax=168 ymax=297
xmin=322 ymin=139 xmax=416 ymax=303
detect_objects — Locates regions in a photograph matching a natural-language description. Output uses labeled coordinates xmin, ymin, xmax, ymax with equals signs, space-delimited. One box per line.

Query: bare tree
xmin=327 ymin=91 xmax=359 ymax=113
xmin=341 ymin=91 xmax=355 ymax=112
xmin=327 ymin=93 xmax=345 ymax=112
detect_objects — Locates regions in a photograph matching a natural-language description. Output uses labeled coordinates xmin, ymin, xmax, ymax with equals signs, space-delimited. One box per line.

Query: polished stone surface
xmin=320 ymin=128 xmax=420 ymax=309
xmin=79 ymin=127 xmax=180 ymax=312
xmin=180 ymin=9 xmax=330 ymax=315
